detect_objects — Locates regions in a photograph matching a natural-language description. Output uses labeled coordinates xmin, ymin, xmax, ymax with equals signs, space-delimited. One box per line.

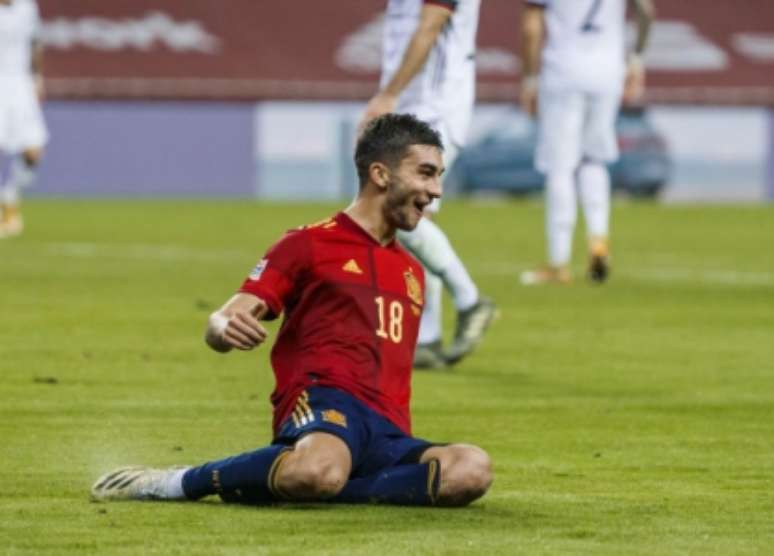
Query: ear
xmin=368 ymin=162 xmax=390 ymax=189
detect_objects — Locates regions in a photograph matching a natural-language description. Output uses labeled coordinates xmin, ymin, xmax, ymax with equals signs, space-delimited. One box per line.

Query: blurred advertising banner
xmin=38 ymin=0 xmax=774 ymax=105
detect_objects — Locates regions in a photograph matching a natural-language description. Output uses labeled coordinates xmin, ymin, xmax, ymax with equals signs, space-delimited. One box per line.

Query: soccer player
xmin=362 ymin=0 xmax=496 ymax=369
xmin=91 ymin=114 xmax=493 ymax=508
xmin=518 ymin=0 xmax=654 ymax=284
xmin=0 ymin=0 xmax=48 ymax=238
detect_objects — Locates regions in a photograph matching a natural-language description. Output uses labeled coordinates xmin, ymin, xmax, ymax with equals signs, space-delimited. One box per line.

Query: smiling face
xmin=382 ymin=144 xmax=444 ymax=232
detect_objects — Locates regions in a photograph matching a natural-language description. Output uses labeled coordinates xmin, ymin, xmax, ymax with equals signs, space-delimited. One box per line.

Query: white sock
xmin=163 ymin=467 xmax=190 ymax=500
xmin=0 ymin=184 xmax=19 ymax=205
xmin=9 ymin=157 xmax=37 ymax=191
xmin=578 ymin=161 xmax=610 ymax=239
xmin=545 ymin=169 xmax=578 ymax=267
xmin=397 ymin=218 xmax=479 ymax=311
xmin=418 ymin=272 xmax=443 ymax=344
xmin=442 ymin=257 xmax=478 ymax=310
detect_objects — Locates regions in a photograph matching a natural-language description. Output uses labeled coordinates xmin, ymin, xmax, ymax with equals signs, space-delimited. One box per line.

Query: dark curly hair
xmin=354 ymin=113 xmax=443 ymax=187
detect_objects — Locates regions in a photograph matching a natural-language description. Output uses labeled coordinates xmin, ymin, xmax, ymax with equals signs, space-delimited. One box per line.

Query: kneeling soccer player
xmin=91 ymin=114 xmax=493 ymax=507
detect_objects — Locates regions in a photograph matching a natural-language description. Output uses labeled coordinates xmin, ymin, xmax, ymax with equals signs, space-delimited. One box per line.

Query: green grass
xmin=1 ymin=199 xmax=773 ymax=555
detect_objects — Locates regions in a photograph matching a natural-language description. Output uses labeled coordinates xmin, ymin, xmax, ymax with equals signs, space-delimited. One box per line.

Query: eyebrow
xmin=418 ymin=163 xmax=443 ymax=175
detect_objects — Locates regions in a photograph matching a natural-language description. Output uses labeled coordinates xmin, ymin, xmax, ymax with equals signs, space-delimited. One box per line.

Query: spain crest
xmin=404 ymin=268 xmax=423 ymax=306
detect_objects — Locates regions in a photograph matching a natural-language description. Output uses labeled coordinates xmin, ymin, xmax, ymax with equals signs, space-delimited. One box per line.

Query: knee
xmin=436 ymin=445 xmax=493 ymax=507
xmin=297 ymin=462 xmax=348 ymax=499
xmin=277 ymin=457 xmax=348 ymax=500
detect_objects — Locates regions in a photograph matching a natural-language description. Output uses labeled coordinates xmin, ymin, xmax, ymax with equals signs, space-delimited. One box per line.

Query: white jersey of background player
xmin=362 ymin=0 xmax=496 ymax=369
xmin=380 ymin=0 xmax=477 ymax=163
xmin=519 ymin=0 xmax=654 ymax=285
xmin=0 ymin=0 xmax=48 ymax=238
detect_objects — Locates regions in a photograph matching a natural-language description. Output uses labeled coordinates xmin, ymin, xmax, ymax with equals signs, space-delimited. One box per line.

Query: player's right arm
xmin=625 ymin=0 xmax=655 ymax=103
xmin=205 ymin=293 xmax=269 ymax=353
xmin=207 ymin=228 xmax=312 ymax=353
xmin=360 ymin=3 xmax=454 ymax=127
xmin=519 ymin=2 xmax=545 ymax=117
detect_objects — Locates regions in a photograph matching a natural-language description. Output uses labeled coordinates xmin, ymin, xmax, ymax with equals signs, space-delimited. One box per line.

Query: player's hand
xmin=519 ymin=76 xmax=539 ymax=117
xmin=212 ymin=308 xmax=268 ymax=351
xmin=34 ymin=74 xmax=46 ymax=102
xmin=623 ymin=54 xmax=645 ymax=104
xmin=359 ymin=92 xmax=398 ymax=133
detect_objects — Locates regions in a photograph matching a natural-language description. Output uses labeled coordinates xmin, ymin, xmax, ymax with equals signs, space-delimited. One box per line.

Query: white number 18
xmin=374 ymin=296 xmax=404 ymax=343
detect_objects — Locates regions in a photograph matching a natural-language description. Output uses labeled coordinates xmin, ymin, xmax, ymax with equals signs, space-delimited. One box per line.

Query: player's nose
xmin=428 ymin=177 xmax=442 ymax=199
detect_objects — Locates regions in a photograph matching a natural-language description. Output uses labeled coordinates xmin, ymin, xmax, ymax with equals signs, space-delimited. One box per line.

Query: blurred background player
xmin=519 ymin=0 xmax=654 ymax=284
xmin=0 ymin=0 xmax=47 ymax=238
xmin=362 ymin=0 xmax=496 ymax=369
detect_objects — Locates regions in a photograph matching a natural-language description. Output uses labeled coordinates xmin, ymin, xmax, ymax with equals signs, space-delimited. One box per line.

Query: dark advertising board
xmin=37 ymin=0 xmax=774 ymax=104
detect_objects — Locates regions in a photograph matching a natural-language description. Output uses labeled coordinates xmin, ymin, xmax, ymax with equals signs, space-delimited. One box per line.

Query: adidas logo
xmin=342 ymin=259 xmax=363 ymax=274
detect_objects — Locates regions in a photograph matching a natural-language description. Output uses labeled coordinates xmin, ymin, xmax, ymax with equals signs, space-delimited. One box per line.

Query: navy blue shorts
xmin=274 ymin=386 xmax=434 ymax=478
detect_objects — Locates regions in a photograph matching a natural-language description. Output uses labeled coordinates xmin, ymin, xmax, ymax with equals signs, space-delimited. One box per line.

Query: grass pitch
xmin=1 ymin=199 xmax=773 ymax=555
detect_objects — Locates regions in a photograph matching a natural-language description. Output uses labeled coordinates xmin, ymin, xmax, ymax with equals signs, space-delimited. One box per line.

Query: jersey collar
xmin=335 ymin=212 xmax=398 ymax=249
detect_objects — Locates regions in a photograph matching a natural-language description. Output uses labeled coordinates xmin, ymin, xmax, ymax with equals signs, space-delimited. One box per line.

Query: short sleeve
xmin=424 ymin=0 xmax=457 ymax=11
xmin=238 ymin=229 xmax=311 ymax=319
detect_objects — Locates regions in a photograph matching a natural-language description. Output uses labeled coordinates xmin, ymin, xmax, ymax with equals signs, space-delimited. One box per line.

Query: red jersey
xmin=239 ymin=212 xmax=425 ymax=435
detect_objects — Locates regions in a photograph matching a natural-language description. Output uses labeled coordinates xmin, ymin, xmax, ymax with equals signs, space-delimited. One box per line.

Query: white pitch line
xmin=473 ymin=261 xmax=774 ymax=287
xmin=45 ymin=244 xmax=774 ymax=287
xmin=623 ymin=268 xmax=774 ymax=287
xmin=47 ymin=241 xmax=252 ymax=264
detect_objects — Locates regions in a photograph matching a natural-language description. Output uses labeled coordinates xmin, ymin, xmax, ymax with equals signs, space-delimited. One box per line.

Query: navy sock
xmin=182 ymin=444 xmax=289 ymax=505
xmin=332 ymin=459 xmax=441 ymax=506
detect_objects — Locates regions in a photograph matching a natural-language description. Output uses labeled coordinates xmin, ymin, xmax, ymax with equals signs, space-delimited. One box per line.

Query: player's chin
xmin=401 ymin=207 xmax=424 ymax=231
xmin=389 ymin=203 xmax=424 ymax=232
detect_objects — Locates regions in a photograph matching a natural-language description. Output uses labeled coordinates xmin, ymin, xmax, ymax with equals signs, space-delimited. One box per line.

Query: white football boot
xmin=91 ymin=466 xmax=188 ymax=501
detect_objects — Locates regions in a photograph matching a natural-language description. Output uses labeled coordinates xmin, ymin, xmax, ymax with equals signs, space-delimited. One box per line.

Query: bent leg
xmin=418 ymin=272 xmax=443 ymax=345
xmin=331 ymin=443 xmax=491 ymax=507
xmin=182 ymin=432 xmax=351 ymax=504
xmin=420 ymin=443 xmax=493 ymax=507
xmin=182 ymin=443 xmax=289 ymax=504
xmin=92 ymin=443 xmax=292 ymax=504
xmin=272 ymin=432 xmax=352 ymax=501
xmin=398 ymin=219 xmax=479 ymax=312
xmin=332 ymin=459 xmax=441 ymax=506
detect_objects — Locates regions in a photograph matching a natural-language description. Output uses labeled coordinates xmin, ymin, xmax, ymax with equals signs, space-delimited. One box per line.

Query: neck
xmin=344 ymin=195 xmax=394 ymax=246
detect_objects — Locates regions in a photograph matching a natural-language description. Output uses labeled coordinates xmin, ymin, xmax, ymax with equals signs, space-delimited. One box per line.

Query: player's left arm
xmin=624 ymin=0 xmax=655 ymax=103
xmin=361 ymin=2 xmax=454 ymax=126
